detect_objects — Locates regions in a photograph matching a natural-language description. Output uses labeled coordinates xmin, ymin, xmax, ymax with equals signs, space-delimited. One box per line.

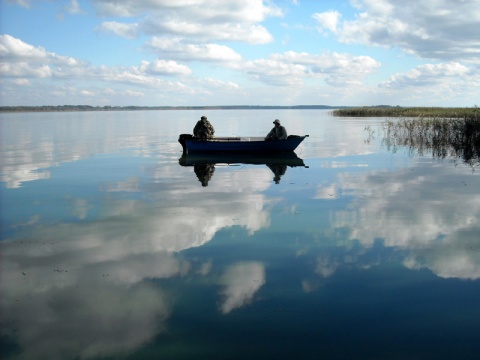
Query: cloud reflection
xmin=1 ymin=159 xmax=274 ymax=359
xmin=327 ymin=160 xmax=480 ymax=280
xmin=219 ymin=262 xmax=266 ymax=314
xmin=1 ymin=275 xmax=170 ymax=360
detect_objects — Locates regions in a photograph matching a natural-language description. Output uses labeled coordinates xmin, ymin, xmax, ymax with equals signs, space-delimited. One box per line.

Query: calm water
xmin=1 ymin=110 xmax=479 ymax=360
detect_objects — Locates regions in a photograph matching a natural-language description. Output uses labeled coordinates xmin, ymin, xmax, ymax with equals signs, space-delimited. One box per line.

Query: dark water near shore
xmin=1 ymin=110 xmax=479 ymax=359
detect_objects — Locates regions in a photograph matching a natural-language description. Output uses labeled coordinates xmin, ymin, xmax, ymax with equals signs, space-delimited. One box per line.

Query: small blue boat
xmin=178 ymin=134 xmax=308 ymax=154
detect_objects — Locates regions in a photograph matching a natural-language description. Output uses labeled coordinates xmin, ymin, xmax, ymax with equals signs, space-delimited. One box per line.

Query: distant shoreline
xmin=0 ymin=105 xmax=346 ymax=113
xmin=2 ymin=106 xmax=476 ymax=118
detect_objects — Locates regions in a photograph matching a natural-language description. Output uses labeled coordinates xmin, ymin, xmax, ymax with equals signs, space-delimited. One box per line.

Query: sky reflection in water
xmin=1 ymin=110 xmax=479 ymax=359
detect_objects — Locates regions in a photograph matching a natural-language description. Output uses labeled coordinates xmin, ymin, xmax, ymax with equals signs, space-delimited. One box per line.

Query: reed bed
xmin=382 ymin=116 xmax=480 ymax=166
xmin=334 ymin=107 xmax=478 ymax=120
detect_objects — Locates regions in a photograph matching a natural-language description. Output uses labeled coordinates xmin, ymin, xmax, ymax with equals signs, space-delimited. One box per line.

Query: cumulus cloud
xmin=242 ymin=51 xmax=380 ymax=87
xmin=147 ymin=37 xmax=242 ymax=62
xmin=92 ymin=0 xmax=282 ymax=21
xmin=96 ymin=21 xmax=139 ymax=39
xmin=243 ymin=58 xmax=308 ymax=86
xmin=380 ymin=62 xmax=471 ymax=88
xmin=0 ymin=34 xmax=50 ymax=61
xmin=0 ymin=62 xmax=52 ymax=78
xmin=314 ymin=0 xmax=480 ymax=62
xmin=0 ymin=35 xmax=89 ymax=80
xmin=93 ymin=0 xmax=280 ymax=44
xmin=143 ymin=19 xmax=274 ymax=44
xmin=0 ymin=34 xmax=200 ymax=101
xmin=139 ymin=59 xmax=192 ymax=76
xmin=377 ymin=61 xmax=480 ymax=104
xmin=312 ymin=10 xmax=341 ymax=32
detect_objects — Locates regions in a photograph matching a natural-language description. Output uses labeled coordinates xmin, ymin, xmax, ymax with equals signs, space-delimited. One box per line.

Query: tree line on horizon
xmin=0 ymin=104 xmax=348 ymax=112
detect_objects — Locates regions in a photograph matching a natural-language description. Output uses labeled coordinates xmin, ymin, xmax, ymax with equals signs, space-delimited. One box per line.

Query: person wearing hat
xmin=265 ymin=119 xmax=287 ymax=141
xmin=193 ymin=115 xmax=215 ymax=140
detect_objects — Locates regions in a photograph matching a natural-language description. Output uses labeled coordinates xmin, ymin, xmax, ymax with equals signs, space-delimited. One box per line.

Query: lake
xmin=1 ymin=110 xmax=479 ymax=360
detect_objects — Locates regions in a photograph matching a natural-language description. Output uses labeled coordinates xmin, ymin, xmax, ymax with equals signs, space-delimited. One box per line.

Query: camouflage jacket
xmin=193 ymin=119 xmax=215 ymax=139
xmin=266 ymin=125 xmax=287 ymax=140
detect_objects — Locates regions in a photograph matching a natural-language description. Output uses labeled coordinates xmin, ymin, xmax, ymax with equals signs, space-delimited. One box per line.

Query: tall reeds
xmin=335 ymin=106 xmax=478 ymax=120
xmin=382 ymin=115 xmax=480 ymax=166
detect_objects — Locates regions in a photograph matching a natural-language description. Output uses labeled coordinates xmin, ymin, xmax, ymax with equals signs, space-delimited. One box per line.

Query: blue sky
xmin=1 ymin=0 xmax=479 ymax=107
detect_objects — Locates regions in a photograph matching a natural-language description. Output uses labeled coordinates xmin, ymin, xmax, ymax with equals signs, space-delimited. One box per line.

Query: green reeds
xmin=382 ymin=116 xmax=480 ymax=166
xmin=335 ymin=106 xmax=478 ymax=120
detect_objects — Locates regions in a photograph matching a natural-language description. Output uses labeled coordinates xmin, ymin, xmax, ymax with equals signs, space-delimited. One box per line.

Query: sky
xmin=1 ymin=0 xmax=479 ymax=107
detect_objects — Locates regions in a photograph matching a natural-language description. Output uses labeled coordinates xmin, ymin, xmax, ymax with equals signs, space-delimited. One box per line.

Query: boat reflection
xmin=179 ymin=152 xmax=308 ymax=186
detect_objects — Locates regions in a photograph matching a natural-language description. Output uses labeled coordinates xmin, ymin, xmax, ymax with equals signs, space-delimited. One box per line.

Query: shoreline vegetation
xmin=333 ymin=106 xmax=478 ymax=120
xmin=363 ymin=106 xmax=480 ymax=166
xmin=381 ymin=117 xmax=480 ymax=166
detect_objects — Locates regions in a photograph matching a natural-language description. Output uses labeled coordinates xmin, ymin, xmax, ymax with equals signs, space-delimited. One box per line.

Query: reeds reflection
xmin=382 ymin=117 xmax=480 ymax=166
xmin=179 ymin=152 xmax=308 ymax=186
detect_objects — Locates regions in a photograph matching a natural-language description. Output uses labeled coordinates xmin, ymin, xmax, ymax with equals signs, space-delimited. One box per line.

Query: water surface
xmin=1 ymin=110 xmax=479 ymax=359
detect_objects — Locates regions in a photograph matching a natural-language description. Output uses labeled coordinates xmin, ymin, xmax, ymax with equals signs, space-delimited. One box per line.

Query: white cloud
xmin=0 ymin=62 xmax=52 ymax=78
xmin=243 ymin=58 xmax=308 ymax=86
xmin=0 ymin=34 xmax=49 ymax=61
xmin=377 ymin=62 xmax=480 ymax=105
xmin=97 ymin=21 xmax=139 ymax=39
xmin=312 ymin=10 xmax=341 ymax=32
xmin=241 ymin=51 xmax=380 ymax=87
xmin=147 ymin=37 xmax=242 ymax=62
xmin=92 ymin=0 xmax=280 ymax=44
xmin=143 ymin=19 xmax=274 ymax=44
xmin=139 ymin=59 xmax=192 ymax=76
xmin=381 ymin=62 xmax=471 ymax=88
xmin=201 ymin=77 xmax=239 ymax=90
xmin=12 ymin=78 xmax=31 ymax=85
xmin=319 ymin=0 xmax=480 ymax=63
xmin=0 ymin=35 xmax=197 ymax=96
xmin=79 ymin=89 xmax=95 ymax=96
xmin=0 ymin=35 xmax=89 ymax=80
xmin=92 ymin=0 xmax=282 ymax=21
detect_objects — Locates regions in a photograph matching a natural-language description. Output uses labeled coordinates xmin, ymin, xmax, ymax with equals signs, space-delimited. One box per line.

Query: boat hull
xmin=179 ymin=134 xmax=308 ymax=153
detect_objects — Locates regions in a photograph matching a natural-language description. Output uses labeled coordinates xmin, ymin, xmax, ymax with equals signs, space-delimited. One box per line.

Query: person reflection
xmin=266 ymin=164 xmax=287 ymax=184
xmin=194 ymin=163 xmax=215 ymax=187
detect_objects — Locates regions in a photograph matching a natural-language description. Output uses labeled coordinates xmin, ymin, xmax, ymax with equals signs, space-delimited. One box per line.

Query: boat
xmin=178 ymin=134 xmax=309 ymax=154
xmin=179 ymin=151 xmax=308 ymax=186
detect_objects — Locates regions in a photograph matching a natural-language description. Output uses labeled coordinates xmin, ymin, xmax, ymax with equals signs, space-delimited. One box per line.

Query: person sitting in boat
xmin=265 ymin=119 xmax=287 ymax=141
xmin=193 ymin=116 xmax=215 ymax=140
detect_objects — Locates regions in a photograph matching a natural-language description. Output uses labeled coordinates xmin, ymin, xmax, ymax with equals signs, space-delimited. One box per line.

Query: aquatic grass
xmin=381 ymin=115 xmax=480 ymax=166
xmin=334 ymin=106 xmax=479 ymax=120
